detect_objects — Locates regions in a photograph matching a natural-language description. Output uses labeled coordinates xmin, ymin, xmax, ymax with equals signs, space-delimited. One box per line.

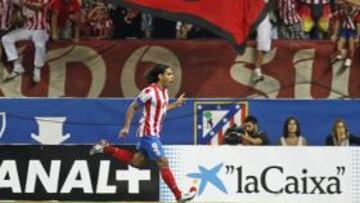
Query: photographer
xmin=224 ymin=116 xmax=269 ymax=145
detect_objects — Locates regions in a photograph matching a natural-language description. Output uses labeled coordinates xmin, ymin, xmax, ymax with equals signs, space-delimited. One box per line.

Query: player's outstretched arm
xmin=167 ymin=93 xmax=186 ymax=111
xmin=118 ymin=100 xmax=140 ymax=139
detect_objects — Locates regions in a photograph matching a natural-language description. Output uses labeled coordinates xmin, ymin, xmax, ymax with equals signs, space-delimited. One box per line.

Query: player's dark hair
xmin=145 ymin=64 xmax=170 ymax=84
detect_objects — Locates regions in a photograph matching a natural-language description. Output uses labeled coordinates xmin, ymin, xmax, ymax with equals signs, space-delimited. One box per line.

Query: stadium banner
xmin=0 ymin=145 xmax=159 ymax=201
xmin=1 ymin=99 xmax=360 ymax=145
xmin=161 ymin=146 xmax=359 ymax=203
xmin=1 ymin=40 xmax=360 ymax=99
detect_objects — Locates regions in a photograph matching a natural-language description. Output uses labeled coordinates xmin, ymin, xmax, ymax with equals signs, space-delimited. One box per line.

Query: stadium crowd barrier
xmin=0 ymin=98 xmax=359 ymax=145
xmin=0 ymin=40 xmax=359 ymax=98
xmin=0 ymin=145 xmax=358 ymax=202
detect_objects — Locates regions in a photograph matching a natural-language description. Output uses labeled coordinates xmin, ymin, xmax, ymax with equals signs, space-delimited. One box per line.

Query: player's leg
xmin=156 ymin=157 xmax=181 ymax=201
xmin=90 ymin=139 xmax=146 ymax=167
xmin=105 ymin=146 xmax=146 ymax=168
xmin=1 ymin=28 xmax=29 ymax=79
xmin=146 ymin=138 xmax=196 ymax=202
xmin=156 ymin=158 xmax=196 ymax=202
xmin=31 ymin=30 xmax=49 ymax=83
xmin=130 ymin=152 xmax=147 ymax=168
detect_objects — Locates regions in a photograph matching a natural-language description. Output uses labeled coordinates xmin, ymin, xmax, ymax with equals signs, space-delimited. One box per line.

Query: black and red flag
xmin=118 ymin=0 xmax=271 ymax=53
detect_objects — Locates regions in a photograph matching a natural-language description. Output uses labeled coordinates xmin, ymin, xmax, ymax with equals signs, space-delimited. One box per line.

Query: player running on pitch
xmin=90 ymin=64 xmax=197 ymax=203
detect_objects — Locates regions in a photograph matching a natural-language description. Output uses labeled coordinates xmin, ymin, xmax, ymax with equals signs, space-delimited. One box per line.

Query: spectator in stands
xmin=80 ymin=2 xmax=91 ymax=38
xmin=253 ymin=13 xmax=273 ymax=82
xmin=276 ymin=0 xmax=308 ymax=39
xmin=299 ymin=0 xmax=331 ymax=39
xmin=325 ymin=118 xmax=360 ymax=146
xmin=141 ymin=13 xmax=153 ymax=39
xmin=240 ymin=115 xmax=270 ymax=145
xmin=50 ymin=0 xmax=81 ymax=42
xmin=176 ymin=21 xmax=192 ymax=39
xmin=2 ymin=0 xmax=50 ymax=83
xmin=0 ymin=0 xmax=17 ymax=40
xmin=331 ymin=2 xmax=360 ymax=67
xmin=87 ymin=1 xmax=113 ymax=39
xmin=278 ymin=117 xmax=308 ymax=146
xmin=111 ymin=6 xmax=141 ymax=39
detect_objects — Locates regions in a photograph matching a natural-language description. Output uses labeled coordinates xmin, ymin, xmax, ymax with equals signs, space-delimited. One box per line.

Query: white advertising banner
xmin=161 ymin=146 xmax=358 ymax=203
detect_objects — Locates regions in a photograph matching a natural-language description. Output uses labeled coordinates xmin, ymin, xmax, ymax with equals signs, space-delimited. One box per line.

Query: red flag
xmin=119 ymin=0 xmax=270 ymax=53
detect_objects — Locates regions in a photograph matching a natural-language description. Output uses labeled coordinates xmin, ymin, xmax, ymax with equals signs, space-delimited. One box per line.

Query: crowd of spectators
xmin=0 ymin=0 xmax=359 ymax=83
xmin=1 ymin=0 xmax=359 ymax=42
xmin=223 ymin=115 xmax=360 ymax=146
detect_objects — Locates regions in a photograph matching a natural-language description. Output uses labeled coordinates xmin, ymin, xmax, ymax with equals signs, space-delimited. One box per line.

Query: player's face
xmin=160 ymin=68 xmax=174 ymax=88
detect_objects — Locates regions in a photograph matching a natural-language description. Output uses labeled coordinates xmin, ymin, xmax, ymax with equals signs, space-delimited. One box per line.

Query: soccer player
xmin=90 ymin=64 xmax=197 ymax=203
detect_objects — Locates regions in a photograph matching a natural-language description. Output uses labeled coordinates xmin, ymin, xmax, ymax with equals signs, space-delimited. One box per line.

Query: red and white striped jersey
xmin=0 ymin=0 xmax=13 ymax=30
xmin=23 ymin=0 xmax=49 ymax=30
xmin=136 ymin=83 xmax=169 ymax=137
xmin=277 ymin=0 xmax=301 ymax=25
xmin=302 ymin=0 xmax=329 ymax=4
xmin=333 ymin=7 xmax=360 ymax=30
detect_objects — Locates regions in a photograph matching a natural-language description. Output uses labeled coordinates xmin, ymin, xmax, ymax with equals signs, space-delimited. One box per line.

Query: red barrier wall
xmin=0 ymin=40 xmax=359 ymax=98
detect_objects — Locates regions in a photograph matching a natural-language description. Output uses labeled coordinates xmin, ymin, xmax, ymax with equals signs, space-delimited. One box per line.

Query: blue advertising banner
xmin=249 ymin=99 xmax=360 ymax=145
xmin=196 ymin=99 xmax=360 ymax=145
xmin=0 ymin=99 xmax=359 ymax=145
xmin=0 ymin=99 xmax=193 ymax=145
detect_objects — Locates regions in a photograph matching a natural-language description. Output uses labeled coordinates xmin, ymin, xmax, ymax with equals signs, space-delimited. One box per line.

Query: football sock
xmin=104 ymin=146 xmax=134 ymax=165
xmin=160 ymin=167 xmax=182 ymax=200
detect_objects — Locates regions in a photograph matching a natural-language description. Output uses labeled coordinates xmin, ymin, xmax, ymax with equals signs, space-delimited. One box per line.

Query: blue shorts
xmin=136 ymin=136 xmax=165 ymax=160
xmin=340 ymin=29 xmax=357 ymax=39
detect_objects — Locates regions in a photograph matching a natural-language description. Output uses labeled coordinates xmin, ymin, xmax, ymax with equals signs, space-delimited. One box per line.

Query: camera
xmin=223 ymin=125 xmax=245 ymax=145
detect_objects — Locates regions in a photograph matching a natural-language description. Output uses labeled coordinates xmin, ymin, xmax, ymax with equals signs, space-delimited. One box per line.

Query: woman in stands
xmin=325 ymin=118 xmax=360 ymax=146
xmin=279 ymin=117 xmax=308 ymax=146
